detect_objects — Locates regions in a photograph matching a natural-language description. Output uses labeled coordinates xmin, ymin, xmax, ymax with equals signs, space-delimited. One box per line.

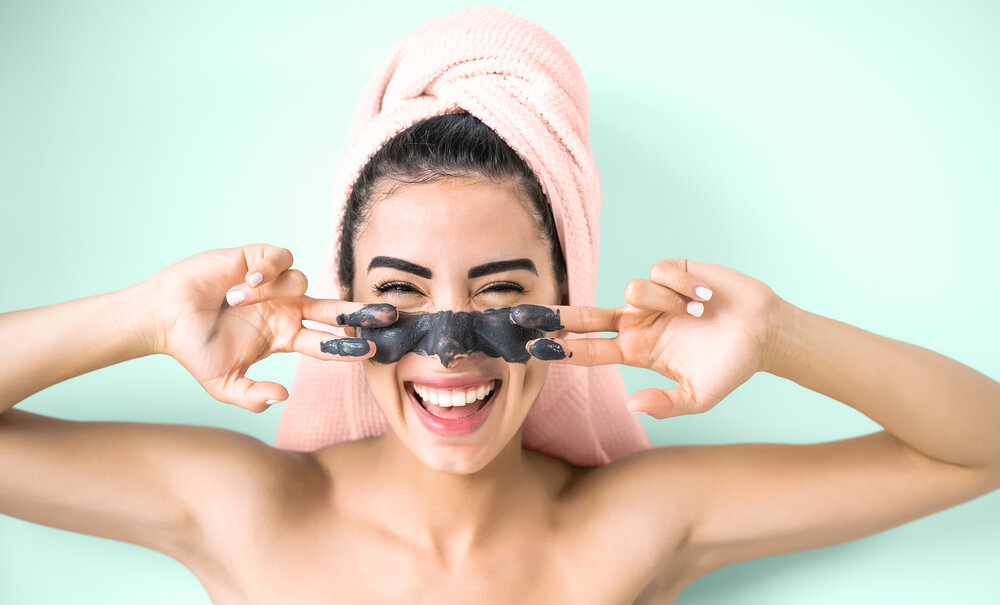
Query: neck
xmin=365 ymin=428 xmax=535 ymax=560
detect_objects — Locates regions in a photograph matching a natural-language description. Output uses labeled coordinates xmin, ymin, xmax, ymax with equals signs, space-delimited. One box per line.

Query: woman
xmin=3 ymin=6 xmax=998 ymax=604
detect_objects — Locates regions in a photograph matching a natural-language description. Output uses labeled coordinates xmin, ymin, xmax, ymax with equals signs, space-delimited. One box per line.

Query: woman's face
xmin=350 ymin=176 xmax=563 ymax=474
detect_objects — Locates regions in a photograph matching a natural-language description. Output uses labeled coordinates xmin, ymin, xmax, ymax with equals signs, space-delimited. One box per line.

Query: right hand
xmin=138 ymin=244 xmax=396 ymax=412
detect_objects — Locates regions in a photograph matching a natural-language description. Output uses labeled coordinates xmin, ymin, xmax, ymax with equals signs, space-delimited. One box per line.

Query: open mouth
xmin=407 ymin=379 xmax=499 ymax=420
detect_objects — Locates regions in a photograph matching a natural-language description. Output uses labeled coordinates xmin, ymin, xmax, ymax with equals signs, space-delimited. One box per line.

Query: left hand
xmin=512 ymin=259 xmax=787 ymax=419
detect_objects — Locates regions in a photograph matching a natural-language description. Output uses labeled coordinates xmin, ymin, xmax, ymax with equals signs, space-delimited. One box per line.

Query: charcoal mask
xmin=353 ymin=304 xmax=562 ymax=366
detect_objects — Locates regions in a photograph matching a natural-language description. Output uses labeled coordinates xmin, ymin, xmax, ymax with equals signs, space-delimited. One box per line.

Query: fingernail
xmin=695 ymin=286 xmax=713 ymax=301
xmin=320 ymin=338 xmax=371 ymax=357
xmin=247 ymin=272 xmax=264 ymax=288
xmin=265 ymin=399 xmax=282 ymax=406
xmin=510 ymin=304 xmax=564 ymax=331
xmin=686 ymin=301 xmax=704 ymax=317
xmin=226 ymin=289 xmax=245 ymax=306
xmin=528 ymin=338 xmax=566 ymax=360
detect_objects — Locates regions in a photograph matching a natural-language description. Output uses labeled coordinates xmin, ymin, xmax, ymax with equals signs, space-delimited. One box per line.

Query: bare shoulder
xmin=553 ymin=432 xmax=999 ymax=579
xmin=553 ymin=447 xmax=700 ymax=562
xmin=0 ymin=409 xmax=329 ymax=567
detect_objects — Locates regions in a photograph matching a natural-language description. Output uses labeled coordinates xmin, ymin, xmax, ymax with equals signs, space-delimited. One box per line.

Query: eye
xmin=477 ymin=281 xmax=527 ymax=296
xmin=372 ymin=281 xmax=424 ymax=297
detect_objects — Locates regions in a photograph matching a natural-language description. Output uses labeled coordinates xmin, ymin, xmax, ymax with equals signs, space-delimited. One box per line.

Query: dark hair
xmin=338 ymin=112 xmax=567 ymax=297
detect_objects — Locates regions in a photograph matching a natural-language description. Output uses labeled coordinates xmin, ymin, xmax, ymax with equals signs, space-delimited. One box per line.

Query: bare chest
xmin=191 ymin=515 xmax=687 ymax=605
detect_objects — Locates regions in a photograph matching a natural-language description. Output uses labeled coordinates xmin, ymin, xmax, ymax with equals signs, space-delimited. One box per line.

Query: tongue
xmin=423 ymin=397 xmax=488 ymax=420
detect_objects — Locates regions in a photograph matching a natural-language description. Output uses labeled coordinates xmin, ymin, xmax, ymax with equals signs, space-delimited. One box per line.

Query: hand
xmin=138 ymin=244 xmax=396 ymax=412
xmin=512 ymin=259 xmax=786 ymax=419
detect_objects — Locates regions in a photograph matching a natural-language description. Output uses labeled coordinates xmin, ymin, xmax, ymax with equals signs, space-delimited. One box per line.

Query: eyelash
xmin=371 ymin=281 xmax=526 ymax=297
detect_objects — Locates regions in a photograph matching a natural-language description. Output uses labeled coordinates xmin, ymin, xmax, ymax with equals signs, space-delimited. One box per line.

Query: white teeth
xmin=413 ymin=380 xmax=496 ymax=408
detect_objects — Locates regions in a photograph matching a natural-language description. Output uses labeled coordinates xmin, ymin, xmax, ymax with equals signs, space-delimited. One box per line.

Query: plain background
xmin=1 ymin=1 xmax=998 ymax=602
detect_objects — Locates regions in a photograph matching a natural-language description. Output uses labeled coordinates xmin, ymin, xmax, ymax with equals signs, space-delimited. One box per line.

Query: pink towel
xmin=274 ymin=6 xmax=651 ymax=466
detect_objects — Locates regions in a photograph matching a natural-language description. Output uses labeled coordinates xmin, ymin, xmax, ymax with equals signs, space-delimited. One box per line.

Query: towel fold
xmin=274 ymin=6 xmax=651 ymax=466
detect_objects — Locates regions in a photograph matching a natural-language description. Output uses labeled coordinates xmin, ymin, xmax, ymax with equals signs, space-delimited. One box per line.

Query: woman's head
xmin=339 ymin=112 xmax=566 ymax=301
xmin=339 ymin=113 xmax=568 ymax=473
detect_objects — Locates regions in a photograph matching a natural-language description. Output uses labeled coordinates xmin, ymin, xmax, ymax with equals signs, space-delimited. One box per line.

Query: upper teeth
xmin=413 ymin=380 xmax=496 ymax=407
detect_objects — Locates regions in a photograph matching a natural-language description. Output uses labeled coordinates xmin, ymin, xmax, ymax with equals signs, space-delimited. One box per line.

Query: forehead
xmin=355 ymin=177 xmax=546 ymax=268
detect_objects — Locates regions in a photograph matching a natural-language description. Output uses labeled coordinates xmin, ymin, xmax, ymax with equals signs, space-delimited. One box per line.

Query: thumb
xmin=626 ymin=380 xmax=699 ymax=419
xmin=207 ymin=375 xmax=289 ymax=413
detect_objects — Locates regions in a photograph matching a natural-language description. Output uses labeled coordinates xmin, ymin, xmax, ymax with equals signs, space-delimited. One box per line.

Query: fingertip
xmin=226 ymin=287 xmax=246 ymax=307
xmin=319 ymin=337 xmax=374 ymax=358
xmin=246 ymin=271 xmax=264 ymax=288
xmin=527 ymin=338 xmax=567 ymax=361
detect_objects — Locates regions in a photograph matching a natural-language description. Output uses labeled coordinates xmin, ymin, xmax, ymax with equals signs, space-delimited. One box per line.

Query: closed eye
xmin=372 ymin=281 xmax=423 ymax=297
xmin=477 ymin=281 xmax=527 ymax=296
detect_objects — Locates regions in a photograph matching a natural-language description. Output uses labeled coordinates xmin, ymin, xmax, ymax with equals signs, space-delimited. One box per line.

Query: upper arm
xmin=584 ymin=430 xmax=999 ymax=578
xmin=584 ymin=431 xmax=1000 ymax=581
xmin=0 ymin=409 xmax=320 ymax=561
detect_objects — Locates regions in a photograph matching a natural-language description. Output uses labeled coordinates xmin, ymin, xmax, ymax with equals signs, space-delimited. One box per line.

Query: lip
xmin=406 ymin=380 xmax=499 ymax=436
xmin=404 ymin=374 xmax=497 ymax=389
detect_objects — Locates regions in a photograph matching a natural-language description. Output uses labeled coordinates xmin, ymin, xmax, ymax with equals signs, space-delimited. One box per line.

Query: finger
xmin=300 ymin=298 xmax=398 ymax=328
xmin=210 ymin=375 xmax=289 ymax=413
xmin=625 ymin=279 xmax=707 ymax=318
xmin=242 ymin=244 xmax=295 ymax=289
xmin=649 ymin=258 xmax=714 ymax=302
xmin=226 ymin=269 xmax=308 ymax=307
xmin=510 ymin=304 xmax=619 ymax=334
xmin=525 ymin=336 xmax=624 ymax=366
xmin=292 ymin=329 xmax=377 ymax=361
xmin=625 ymin=383 xmax=698 ymax=419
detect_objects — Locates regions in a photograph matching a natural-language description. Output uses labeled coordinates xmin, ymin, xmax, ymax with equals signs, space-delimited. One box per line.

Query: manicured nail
xmin=695 ymin=286 xmax=713 ymax=301
xmin=226 ymin=289 xmax=245 ymax=306
xmin=320 ymin=338 xmax=371 ymax=357
xmin=687 ymin=301 xmax=704 ymax=317
xmin=247 ymin=272 xmax=263 ymax=288
xmin=510 ymin=304 xmax=564 ymax=331
xmin=265 ymin=399 xmax=282 ymax=406
xmin=528 ymin=338 xmax=567 ymax=360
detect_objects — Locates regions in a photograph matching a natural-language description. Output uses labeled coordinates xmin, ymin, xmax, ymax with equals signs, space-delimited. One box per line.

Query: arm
xmin=0 ymin=283 xmax=263 ymax=557
xmin=673 ymin=299 xmax=1000 ymax=572
xmin=0 ymin=245 xmax=389 ymax=558
xmin=521 ymin=259 xmax=1000 ymax=576
xmin=769 ymin=301 xmax=1000 ymax=470
xmin=0 ymin=286 xmax=154 ymax=415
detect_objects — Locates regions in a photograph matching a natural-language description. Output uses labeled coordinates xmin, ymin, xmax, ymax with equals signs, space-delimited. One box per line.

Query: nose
xmin=424 ymin=311 xmax=476 ymax=368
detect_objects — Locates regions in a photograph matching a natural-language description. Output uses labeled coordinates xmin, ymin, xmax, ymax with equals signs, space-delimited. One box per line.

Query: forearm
xmin=0 ymin=283 xmax=158 ymax=413
xmin=767 ymin=299 xmax=1000 ymax=470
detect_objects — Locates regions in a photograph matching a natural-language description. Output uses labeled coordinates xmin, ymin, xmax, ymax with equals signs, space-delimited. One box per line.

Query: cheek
xmin=360 ymin=360 xmax=401 ymax=410
xmin=507 ymin=358 xmax=549 ymax=410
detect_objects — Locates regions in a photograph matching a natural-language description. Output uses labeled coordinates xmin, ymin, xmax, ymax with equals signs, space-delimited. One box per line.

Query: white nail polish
xmin=265 ymin=399 xmax=282 ymax=405
xmin=226 ymin=289 xmax=245 ymax=306
xmin=695 ymin=286 xmax=713 ymax=301
xmin=687 ymin=301 xmax=704 ymax=317
xmin=247 ymin=272 xmax=263 ymax=288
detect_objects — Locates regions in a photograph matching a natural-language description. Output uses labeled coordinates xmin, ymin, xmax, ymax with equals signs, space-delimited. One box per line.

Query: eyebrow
xmin=367 ymin=256 xmax=432 ymax=279
xmin=468 ymin=258 xmax=537 ymax=278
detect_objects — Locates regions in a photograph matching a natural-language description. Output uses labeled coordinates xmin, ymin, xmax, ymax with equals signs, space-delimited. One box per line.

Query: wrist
xmin=761 ymin=294 xmax=802 ymax=377
xmin=120 ymin=278 xmax=169 ymax=357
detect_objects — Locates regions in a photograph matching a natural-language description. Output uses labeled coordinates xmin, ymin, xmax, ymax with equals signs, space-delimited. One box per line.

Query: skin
xmin=1 ymin=178 xmax=999 ymax=603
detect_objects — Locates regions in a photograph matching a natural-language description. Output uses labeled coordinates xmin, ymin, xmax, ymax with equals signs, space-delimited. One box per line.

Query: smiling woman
xmin=2 ymin=3 xmax=1000 ymax=605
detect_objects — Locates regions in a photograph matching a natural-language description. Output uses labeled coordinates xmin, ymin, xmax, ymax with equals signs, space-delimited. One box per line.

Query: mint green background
xmin=2 ymin=1 xmax=998 ymax=602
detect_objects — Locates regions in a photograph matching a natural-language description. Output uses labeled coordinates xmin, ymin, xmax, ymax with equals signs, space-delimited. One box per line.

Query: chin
xmin=366 ymin=355 xmax=547 ymax=472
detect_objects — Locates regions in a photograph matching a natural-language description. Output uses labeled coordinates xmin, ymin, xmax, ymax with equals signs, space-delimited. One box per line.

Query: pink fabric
xmin=274 ymin=6 xmax=651 ymax=466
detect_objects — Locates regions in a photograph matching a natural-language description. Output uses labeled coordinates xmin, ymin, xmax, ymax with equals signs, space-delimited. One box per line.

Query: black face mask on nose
xmin=356 ymin=305 xmax=561 ymax=366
